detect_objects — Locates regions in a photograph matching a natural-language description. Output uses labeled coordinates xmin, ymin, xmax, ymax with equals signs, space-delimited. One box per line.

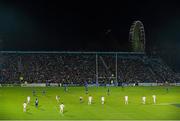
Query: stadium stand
xmin=0 ymin=51 xmax=179 ymax=84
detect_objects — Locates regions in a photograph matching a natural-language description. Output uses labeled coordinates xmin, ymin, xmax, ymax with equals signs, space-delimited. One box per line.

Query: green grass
xmin=0 ymin=86 xmax=180 ymax=120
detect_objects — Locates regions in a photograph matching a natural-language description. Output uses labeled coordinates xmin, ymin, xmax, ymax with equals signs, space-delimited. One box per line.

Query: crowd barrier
xmin=0 ymin=83 xmax=180 ymax=87
xmin=138 ymin=83 xmax=180 ymax=86
xmin=49 ymin=83 xmax=59 ymax=87
xmin=21 ymin=83 xmax=46 ymax=87
xmin=138 ymin=83 xmax=158 ymax=86
xmin=175 ymin=83 xmax=180 ymax=86
xmin=0 ymin=84 xmax=21 ymax=87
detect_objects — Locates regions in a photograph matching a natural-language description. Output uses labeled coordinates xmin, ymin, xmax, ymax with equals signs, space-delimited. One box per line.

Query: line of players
xmin=79 ymin=95 xmax=156 ymax=105
xmin=55 ymin=95 xmax=156 ymax=114
xmin=23 ymin=94 xmax=156 ymax=113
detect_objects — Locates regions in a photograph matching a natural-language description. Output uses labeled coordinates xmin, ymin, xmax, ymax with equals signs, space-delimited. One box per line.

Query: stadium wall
xmin=1 ymin=83 xmax=180 ymax=87
xmin=139 ymin=83 xmax=180 ymax=86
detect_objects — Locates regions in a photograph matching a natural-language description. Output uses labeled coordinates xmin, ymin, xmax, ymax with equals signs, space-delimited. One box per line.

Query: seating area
xmin=0 ymin=52 xmax=179 ymax=84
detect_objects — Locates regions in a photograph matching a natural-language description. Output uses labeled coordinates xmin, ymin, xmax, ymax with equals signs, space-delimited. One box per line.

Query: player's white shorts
xmin=88 ymin=100 xmax=92 ymax=104
xmin=23 ymin=107 xmax=26 ymax=112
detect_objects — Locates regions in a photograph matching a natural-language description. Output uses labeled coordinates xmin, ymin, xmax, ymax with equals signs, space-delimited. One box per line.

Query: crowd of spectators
xmin=0 ymin=52 xmax=179 ymax=84
xmin=148 ymin=58 xmax=177 ymax=83
xmin=117 ymin=58 xmax=156 ymax=83
xmin=0 ymin=53 xmax=96 ymax=85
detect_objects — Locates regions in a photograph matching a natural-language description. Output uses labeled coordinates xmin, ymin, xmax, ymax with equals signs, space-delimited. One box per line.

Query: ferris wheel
xmin=129 ymin=20 xmax=145 ymax=52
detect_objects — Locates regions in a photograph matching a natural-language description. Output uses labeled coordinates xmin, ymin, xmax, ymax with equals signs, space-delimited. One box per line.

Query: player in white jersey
xmin=124 ymin=96 xmax=128 ymax=104
xmin=101 ymin=96 xmax=105 ymax=104
xmin=152 ymin=95 xmax=156 ymax=104
xmin=56 ymin=95 xmax=60 ymax=102
xmin=23 ymin=102 xmax=27 ymax=112
xmin=59 ymin=103 xmax=65 ymax=114
xmin=88 ymin=95 xmax=92 ymax=105
xmin=142 ymin=96 xmax=146 ymax=104
xmin=27 ymin=96 xmax=30 ymax=104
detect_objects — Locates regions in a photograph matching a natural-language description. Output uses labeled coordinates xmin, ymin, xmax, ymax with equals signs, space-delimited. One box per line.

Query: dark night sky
xmin=0 ymin=0 xmax=180 ymax=52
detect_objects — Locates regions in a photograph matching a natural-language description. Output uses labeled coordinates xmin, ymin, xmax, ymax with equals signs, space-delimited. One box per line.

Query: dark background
xmin=0 ymin=0 xmax=180 ymax=71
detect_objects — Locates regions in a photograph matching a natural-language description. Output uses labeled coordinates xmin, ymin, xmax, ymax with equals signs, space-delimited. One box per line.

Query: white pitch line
xmin=109 ymin=113 xmax=135 ymax=115
xmin=155 ymin=103 xmax=179 ymax=105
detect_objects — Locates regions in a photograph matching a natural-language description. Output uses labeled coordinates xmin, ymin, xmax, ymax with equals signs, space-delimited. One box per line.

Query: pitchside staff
xmin=32 ymin=90 xmax=36 ymax=96
xmin=84 ymin=81 xmax=88 ymax=94
xmin=64 ymin=84 xmax=68 ymax=92
xmin=107 ymin=87 xmax=110 ymax=96
xmin=42 ymin=90 xmax=46 ymax=95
